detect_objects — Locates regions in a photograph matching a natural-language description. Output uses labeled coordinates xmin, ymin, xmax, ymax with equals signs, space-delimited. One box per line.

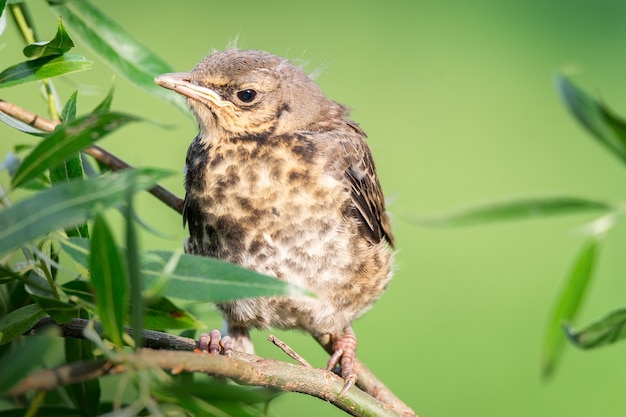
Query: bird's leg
xmin=326 ymin=326 xmax=358 ymax=394
xmin=198 ymin=329 xmax=233 ymax=356
xmin=226 ymin=324 xmax=255 ymax=354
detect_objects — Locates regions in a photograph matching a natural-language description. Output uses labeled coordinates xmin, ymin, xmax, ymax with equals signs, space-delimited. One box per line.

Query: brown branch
xmin=24 ymin=318 xmax=416 ymax=417
xmin=28 ymin=318 xmax=415 ymax=416
xmin=9 ymin=349 xmax=408 ymax=417
xmin=0 ymin=99 xmax=184 ymax=214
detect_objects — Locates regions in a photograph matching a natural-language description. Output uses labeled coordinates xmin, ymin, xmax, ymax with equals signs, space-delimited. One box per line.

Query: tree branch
xmin=0 ymin=99 xmax=184 ymax=214
xmin=25 ymin=318 xmax=416 ymax=417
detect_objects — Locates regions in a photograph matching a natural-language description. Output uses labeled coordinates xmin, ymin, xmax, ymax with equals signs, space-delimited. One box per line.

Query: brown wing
xmin=343 ymin=122 xmax=394 ymax=247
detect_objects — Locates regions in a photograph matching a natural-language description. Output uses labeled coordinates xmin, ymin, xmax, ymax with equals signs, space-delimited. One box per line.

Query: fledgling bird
xmin=155 ymin=49 xmax=394 ymax=391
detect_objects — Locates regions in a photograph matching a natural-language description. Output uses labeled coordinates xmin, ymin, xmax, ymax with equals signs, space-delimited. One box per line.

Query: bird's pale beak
xmin=154 ymin=72 xmax=233 ymax=108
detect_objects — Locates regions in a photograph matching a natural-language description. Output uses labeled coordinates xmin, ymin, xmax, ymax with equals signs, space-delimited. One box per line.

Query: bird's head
xmin=155 ymin=49 xmax=330 ymax=139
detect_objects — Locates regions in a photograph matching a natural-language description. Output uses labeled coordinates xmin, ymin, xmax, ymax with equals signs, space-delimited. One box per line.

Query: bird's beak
xmin=154 ymin=72 xmax=232 ymax=108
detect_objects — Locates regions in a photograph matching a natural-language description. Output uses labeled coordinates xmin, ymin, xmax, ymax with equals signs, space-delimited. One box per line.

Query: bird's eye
xmin=236 ymin=89 xmax=257 ymax=103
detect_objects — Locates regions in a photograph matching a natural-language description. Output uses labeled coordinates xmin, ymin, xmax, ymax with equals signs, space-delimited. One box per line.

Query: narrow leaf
xmin=64 ymin=335 xmax=101 ymax=416
xmin=61 ymin=90 xmax=78 ymax=123
xmin=144 ymin=297 xmax=205 ymax=330
xmin=0 ymin=304 xmax=45 ymax=345
xmin=143 ymin=251 xmax=310 ymax=302
xmin=93 ymin=85 xmax=114 ymax=114
xmin=566 ymin=308 xmax=626 ymax=350
xmin=125 ymin=192 xmax=143 ymax=349
xmin=51 ymin=93 xmax=88 ymax=237
xmin=556 ymin=74 xmax=626 ymax=164
xmin=160 ymin=382 xmax=281 ymax=404
xmin=0 ymin=168 xmax=170 ymax=255
xmin=61 ymin=240 xmax=307 ymax=301
xmin=30 ymin=295 xmax=79 ymax=324
xmin=12 ymin=111 xmax=141 ymax=188
xmin=23 ymin=18 xmax=74 ymax=58
xmin=51 ymin=0 xmax=188 ymax=115
xmin=0 ymin=1 xmax=7 ymax=37
xmin=90 ymin=213 xmax=127 ymax=346
xmin=0 ymin=54 xmax=92 ymax=89
xmin=542 ymin=237 xmax=599 ymax=377
xmin=415 ymin=196 xmax=612 ymax=227
xmin=50 ymin=155 xmax=89 ymax=238
xmin=0 ymin=334 xmax=54 ymax=393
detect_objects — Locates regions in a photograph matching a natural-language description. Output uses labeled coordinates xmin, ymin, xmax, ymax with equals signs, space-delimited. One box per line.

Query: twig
xmin=0 ymin=99 xmax=184 ymax=214
xmin=268 ymin=334 xmax=313 ymax=368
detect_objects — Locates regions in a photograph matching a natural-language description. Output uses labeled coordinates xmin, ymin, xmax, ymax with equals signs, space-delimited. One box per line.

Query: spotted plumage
xmin=155 ymin=49 xmax=394 ymax=390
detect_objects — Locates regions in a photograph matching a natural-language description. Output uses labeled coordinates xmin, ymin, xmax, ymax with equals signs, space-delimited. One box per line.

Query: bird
xmin=154 ymin=49 xmax=394 ymax=393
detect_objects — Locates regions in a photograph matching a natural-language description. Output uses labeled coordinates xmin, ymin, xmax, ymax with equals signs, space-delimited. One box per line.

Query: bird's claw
xmin=326 ymin=327 xmax=358 ymax=395
xmin=198 ymin=329 xmax=233 ymax=356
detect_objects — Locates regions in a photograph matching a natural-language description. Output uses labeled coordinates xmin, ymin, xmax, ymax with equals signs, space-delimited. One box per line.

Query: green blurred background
xmin=3 ymin=1 xmax=626 ymax=416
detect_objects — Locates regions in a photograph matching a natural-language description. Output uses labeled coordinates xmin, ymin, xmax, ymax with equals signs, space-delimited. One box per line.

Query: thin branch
xmin=0 ymin=99 xmax=184 ymax=214
xmin=10 ymin=349 xmax=410 ymax=417
xmin=25 ymin=318 xmax=415 ymax=417
xmin=29 ymin=318 xmax=416 ymax=416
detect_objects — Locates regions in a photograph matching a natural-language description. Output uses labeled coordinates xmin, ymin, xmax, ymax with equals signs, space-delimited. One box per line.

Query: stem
xmin=9 ymin=2 xmax=61 ymax=121
xmin=8 ymin=3 xmax=36 ymax=44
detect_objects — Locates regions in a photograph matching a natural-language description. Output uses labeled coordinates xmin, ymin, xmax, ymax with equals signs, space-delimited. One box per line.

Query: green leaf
xmin=556 ymin=73 xmax=626 ymax=165
xmin=63 ymin=342 xmax=100 ymax=415
xmin=143 ymin=251 xmax=309 ymax=302
xmin=0 ymin=168 xmax=171 ymax=255
xmin=125 ymin=192 xmax=143 ymax=349
xmin=61 ymin=90 xmax=78 ymax=123
xmin=64 ymin=307 xmax=100 ymax=415
xmin=0 ymin=407 xmax=83 ymax=417
xmin=0 ymin=1 xmax=6 ymax=35
xmin=50 ymin=93 xmax=88 ymax=237
xmin=30 ymin=295 xmax=79 ymax=324
xmin=161 ymin=382 xmax=281 ymax=404
xmin=144 ymin=297 xmax=205 ymax=330
xmin=12 ymin=111 xmax=141 ymax=188
xmin=51 ymin=0 xmax=188 ymax=115
xmin=61 ymin=240 xmax=306 ymax=301
xmin=542 ymin=237 xmax=599 ymax=378
xmin=414 ymin=196 xmax=612 ymax=227
xmin=0 ymin=304 xmax=46 ymax=345
xmin=0 ymin=334 xmax=55 ymax=393
xmin=49 ymin=154 xmax=85 ymax=182
xmin=152 ymin=384 xmax=275 ymax=417
xmin=565 ymin=308 xmax=626 ymax=350
xmin=50 ymin=156 xmax=90 ymax=239
xmin=23 ymin=18 xmax=74 ymax=58
xmin=90 ymin=213 xmax=127 ymax=347
xmin=0 ymin=54 xmax=92 ymax=89
xmin=60 ymin=237 xmax=91 ymax=273
xmin=93 ymin=85 xmax=114 ymax=114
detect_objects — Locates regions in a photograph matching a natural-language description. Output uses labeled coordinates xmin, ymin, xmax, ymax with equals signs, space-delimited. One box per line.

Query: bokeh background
xmin=3 ymin=1 xmax=626 ymax=416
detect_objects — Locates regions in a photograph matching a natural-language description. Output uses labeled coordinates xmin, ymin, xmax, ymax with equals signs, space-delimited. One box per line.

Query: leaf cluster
xmin=417 ymin=73 xmax=626 ymax=377
xmin=0 ymin=2 xmax=304 ymax=416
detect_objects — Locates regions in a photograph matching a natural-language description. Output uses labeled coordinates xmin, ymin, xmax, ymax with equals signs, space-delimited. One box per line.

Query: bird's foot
xmin=326 ymin=326 xmax=358 ymax=395
xmin=198 ymin=329 xmax=233 ymax=356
